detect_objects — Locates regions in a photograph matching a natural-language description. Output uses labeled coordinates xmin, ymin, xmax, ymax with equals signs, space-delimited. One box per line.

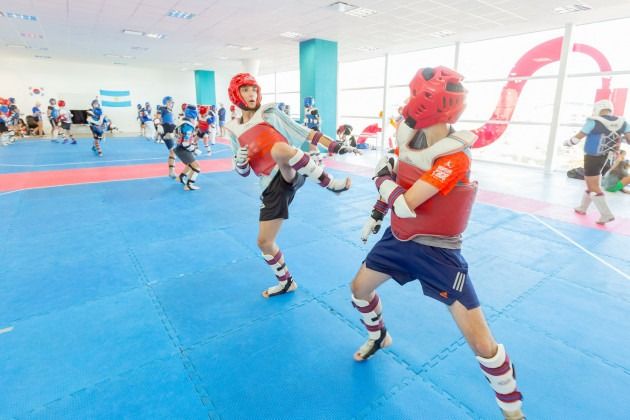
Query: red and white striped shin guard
xmin=352 ymin=294 xmax=384 ymax=339
xmin=477 ymin=344 xmax=523 ymax=412
xmin=262 ymin=250 xmax=291 ymax=284
xmin=288 ymin=149 xmax=332 ymax=188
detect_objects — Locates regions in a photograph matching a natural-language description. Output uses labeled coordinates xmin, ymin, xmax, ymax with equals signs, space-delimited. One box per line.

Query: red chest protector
xmin=225 ymin=104 xmax=288 ymax=176
xmin=197 ymin=119 xmax=209 ymax=132
xmin=391 ymin=142 xmax=478 ymax=240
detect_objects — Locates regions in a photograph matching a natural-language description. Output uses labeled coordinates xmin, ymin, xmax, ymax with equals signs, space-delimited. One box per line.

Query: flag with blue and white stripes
xmin=99 ymin=89 xmax=132 ymax=107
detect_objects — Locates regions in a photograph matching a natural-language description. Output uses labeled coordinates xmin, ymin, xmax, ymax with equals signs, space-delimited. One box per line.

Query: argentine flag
xmin=99 ymin=89 xmax=132 ymax=107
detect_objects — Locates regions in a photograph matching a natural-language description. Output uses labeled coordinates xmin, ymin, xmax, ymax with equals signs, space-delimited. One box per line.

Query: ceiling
xmin=2 ymin=0 xmax=630 ymax=74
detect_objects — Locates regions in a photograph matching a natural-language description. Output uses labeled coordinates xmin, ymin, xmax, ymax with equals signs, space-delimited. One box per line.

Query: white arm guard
xmin=378 ymin=178 xmax=416 ymax=218
xmin=564 ymin=136 xmax=581 ymax=147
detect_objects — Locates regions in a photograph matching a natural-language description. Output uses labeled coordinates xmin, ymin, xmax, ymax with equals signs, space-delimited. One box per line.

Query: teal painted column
xmin=194 ymin=70 xmax=216 ymax=105
xmin=300 ymin=39 xmax=337 ymax=138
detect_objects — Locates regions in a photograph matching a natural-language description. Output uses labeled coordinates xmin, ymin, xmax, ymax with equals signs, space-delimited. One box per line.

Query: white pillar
xmin=381 ymin=53 xmax=390 ymax=152
xmin=545 ymin=23 xmax=574 ymax=173
xmin=242 ymin=59 xmax=260 ymax=77
xmin=454 ymin=41 xmax=461 ymax=71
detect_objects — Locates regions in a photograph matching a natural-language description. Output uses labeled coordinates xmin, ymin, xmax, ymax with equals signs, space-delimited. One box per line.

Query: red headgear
xmin=181 ymin=103 xmax=188 ymax=112
xmin=402 ymin=66 xmax=467 ymax=129
xmin=198 ymin=105 xmax=209 ymax=115
xmin=229 ymin=104 xmax=235 ymax=112
xmin=58 ymin=100 xmax=66 ymax=107
xmin=228 ymin=73 xmax=261 ymax=110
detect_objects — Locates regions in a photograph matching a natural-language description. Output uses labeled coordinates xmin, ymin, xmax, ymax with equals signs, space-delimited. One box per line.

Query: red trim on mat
xmin=324 ymin=160 xmax=630 ymax=236
xmin=0 ymin=158 xmax=234 ymax=192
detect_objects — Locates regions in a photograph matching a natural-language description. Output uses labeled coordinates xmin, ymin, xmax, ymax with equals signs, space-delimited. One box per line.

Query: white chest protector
xmin=225 ymin=104 xmax=288 ymax=176
xmin=392 ymin=129 xmax=478 ymax=240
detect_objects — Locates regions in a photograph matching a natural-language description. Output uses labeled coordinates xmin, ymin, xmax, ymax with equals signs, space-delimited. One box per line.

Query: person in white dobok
xmin=224 ymin=72 xmax=359 ymax=298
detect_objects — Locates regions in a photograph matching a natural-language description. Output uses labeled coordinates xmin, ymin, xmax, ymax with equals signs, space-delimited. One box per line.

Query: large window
xmin=262 ymin=17 xmax=630 ymax=170
xmin=458 ymin=29 xmax=563 ymax=80
xmin=258 ymin=70 xmax=300 ymax=119
xmin=339 ymin=57 xmax=385 ymax=89
xmin=570 ymin=18 xmax=630 ymax=73
xmin=388 ymin=46 xmax=455 ymax=86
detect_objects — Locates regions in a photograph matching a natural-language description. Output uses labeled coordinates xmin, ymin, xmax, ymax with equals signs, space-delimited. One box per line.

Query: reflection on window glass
xmin=458 ymin=121 xmax=551 ymax=168
xmin=339 ymin=89 xmax=384 ymax=118
xmin=276 ymin=92 xmax=300 ymax=120
xmin=561 ymin=75 xmax=630 ymax=125
xmin=335 ymin=117 xmax=386 ymax=148
xmin=339 ymin=57 xmax=385 ymax=89
xmin=389 ymin=46 xmax=455 ymax=86
xmin=276 ymin=70 xmax=300 ymax=92
xmin=258 ymin=73 xmax=275 ymax=94
xmin=571 ymin=17 xmax=630 ymax=73
xmin=554 ymin=125 xmax=593 ymax=171
xmin=461 ymin=79 xmax=557 ymax=123
xmin=459 ymin=28 xmax=563 ymax=80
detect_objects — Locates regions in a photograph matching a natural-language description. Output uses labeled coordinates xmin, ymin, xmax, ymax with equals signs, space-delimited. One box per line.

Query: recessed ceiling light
xmin=167 ymin=9 xmax=195 ymax=19
xmin=240 ymin=46 xmax=257 ymax=51
xmin=122 ymin=29 xmax=144 ymax=36
xmin=280 ymin=31 xmax=304 ymax=39
xmin=20 ymin=32 xmax=43 ymax=39
xmin=430 ymin=30 xmax=455 ymax=38
xmin=181 ymin=68 xmax=189 ymax=71
xmin=131 ymin=46 xmax=148 ymax=51
xmin=328 ymin=2 xmax=358 ymax=13
xmin=356 ymin=46 xmax=379 ymax=52
xmin=6 ymin=44 xmax=28 ymax=48
xmin=145 ymin=32 xmax=166 ymax=39
xmin=113 ymin=62 xmax=127 ymax=65
xmin=35 ymin=55 xmax=51 ymax=59
xmin=554 ymin=4 xmax=592 ymax=14
xmin=226 ymin=44 xmax=241 ymax=49
xmin=345 ymin=7 xmax=377 ymax=17
xmin=1 ymin=11 xmax=38 ymax=21
xmin=216 ymin=56 xmax=228 ymax=60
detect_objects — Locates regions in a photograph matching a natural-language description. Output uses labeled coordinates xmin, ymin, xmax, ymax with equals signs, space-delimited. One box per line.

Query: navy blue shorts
xmin=89 ymin=125 xmax=103 ymax=139
xmin=365 ymin=227 xmax=479 ymax=309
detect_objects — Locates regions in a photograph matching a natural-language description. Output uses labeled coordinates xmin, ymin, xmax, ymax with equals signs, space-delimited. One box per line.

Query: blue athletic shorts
xmin=365 ymin=227 xmax=480 ymax=309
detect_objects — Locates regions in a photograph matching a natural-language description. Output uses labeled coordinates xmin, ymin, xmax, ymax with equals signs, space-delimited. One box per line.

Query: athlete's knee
xmin=270 ymin=142 xmax=293 ymax=162
xmin=256 ymin=235 xmax=275 ymax=252
xmin=470 ymin=336 xmax=497 ymax=359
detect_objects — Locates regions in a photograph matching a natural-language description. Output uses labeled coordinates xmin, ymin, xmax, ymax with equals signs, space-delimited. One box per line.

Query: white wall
xmin=0 ymin=57 xmax=197 ymax=132
xmin=1 ymin=57 xmax=283 ymax=132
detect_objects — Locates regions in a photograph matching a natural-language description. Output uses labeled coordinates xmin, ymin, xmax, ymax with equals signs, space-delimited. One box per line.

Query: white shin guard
xmin=477 ymin=344 xmax=523 ymax=412
xmin=592 ymin=193 xmax=614 ymax=224
xmin=288 ymin=149 xmax=329 ymax=185
xmin=288 ymin=149 xmax=349 ymax=192
xmin=262 ymin=250 xmax=296 ymax=297
xmin=574 ymin=191 xmax=592 ymax=214
xmin=352 ymin=294 xmax=384 ymax=340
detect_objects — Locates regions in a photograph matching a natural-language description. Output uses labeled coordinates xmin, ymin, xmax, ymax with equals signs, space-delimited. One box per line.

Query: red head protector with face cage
xmin=402 ymin=66 xmax=467 ymax=129
xmin=228 ymin=73 xmax=261 ymax=110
